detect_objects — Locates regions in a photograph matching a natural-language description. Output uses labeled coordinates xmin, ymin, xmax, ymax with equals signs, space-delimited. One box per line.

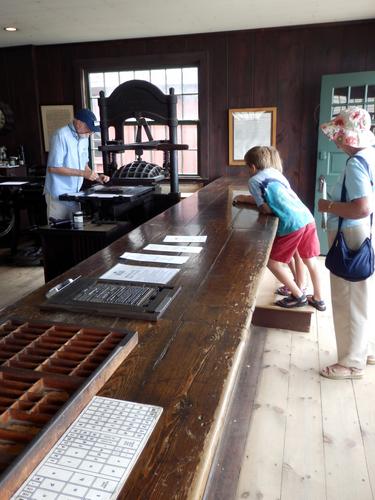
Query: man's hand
xmin=98 ymin=174 xmax=110 ymax=183
xmin=84 ymin=170 xmax=100 ymax=182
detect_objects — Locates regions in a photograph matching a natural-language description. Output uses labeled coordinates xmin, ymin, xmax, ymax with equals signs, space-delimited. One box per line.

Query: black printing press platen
xmin=41 ymin=277 xmax=181 ymax=321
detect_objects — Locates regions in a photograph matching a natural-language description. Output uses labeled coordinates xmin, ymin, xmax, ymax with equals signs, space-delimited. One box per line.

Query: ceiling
xmin=0 ymin=0 xmax=374 ymax=48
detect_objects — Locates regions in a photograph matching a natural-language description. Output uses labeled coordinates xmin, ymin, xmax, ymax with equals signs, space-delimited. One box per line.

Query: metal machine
xmin=61 ymin=79 xmax=188 ymax=223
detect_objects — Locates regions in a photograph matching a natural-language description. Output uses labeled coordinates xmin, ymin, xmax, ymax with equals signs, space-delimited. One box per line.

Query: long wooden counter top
xmin=1 ymin=177 xmax=277 ymax=499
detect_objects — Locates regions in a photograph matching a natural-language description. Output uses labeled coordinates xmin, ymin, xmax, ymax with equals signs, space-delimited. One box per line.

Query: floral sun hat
xmin=320 ymin=107 xmax=375 ymax=148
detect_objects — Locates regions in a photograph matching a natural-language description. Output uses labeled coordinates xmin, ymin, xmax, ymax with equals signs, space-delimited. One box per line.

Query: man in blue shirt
xmin=44 ymin=108 xmax=109 ymax=220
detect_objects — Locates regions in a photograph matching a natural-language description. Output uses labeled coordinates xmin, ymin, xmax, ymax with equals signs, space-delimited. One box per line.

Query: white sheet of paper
xmin=120 ymin=252 xmax=189 ymax=264
xmin=0 ymin=181 xmax=29 ymax=185
xmin=144 ymin=243 xmax=203 ymax=254
xmin=87 ymin=193 xmax=132 ymax=198
xmin=163 ymin=235 xmax=207 ymax=243
xmin=100 ymin=263 xmax=180 ymax=284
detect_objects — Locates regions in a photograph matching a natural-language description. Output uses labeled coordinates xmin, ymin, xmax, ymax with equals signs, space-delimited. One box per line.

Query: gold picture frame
xmin=228 ymin=107 xmax=277 ymax=166
xmin=41 ymin=105 xmax=74 ymax=151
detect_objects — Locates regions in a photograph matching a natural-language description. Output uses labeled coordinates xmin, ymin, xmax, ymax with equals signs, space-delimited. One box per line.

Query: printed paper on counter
xmin=100 ymin=263 xmax=180 ymax=284
xmin=144 ymin=244 xmax=203 ymax=254
xmin=120 ymin=252 xmax=189 ymax=264
xmin=163 ymin=235 xmax=207 ymax=243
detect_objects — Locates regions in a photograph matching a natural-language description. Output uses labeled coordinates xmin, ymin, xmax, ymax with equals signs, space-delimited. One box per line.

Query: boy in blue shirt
xmin=233 ymin=146 xmax=325 ymax=310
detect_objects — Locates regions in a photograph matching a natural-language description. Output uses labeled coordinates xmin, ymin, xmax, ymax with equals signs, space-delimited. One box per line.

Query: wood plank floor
xmin=1 ymin=257 xmax=374 ymax=500
xmin=236 ymin=261 xmax=375 ymax=500
xmin=0 ymin=257 xmax=44 ymax=312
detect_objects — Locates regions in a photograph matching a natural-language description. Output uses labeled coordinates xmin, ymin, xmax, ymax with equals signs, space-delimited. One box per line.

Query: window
xmin=87 ymin=67 xmax=199 ymax=176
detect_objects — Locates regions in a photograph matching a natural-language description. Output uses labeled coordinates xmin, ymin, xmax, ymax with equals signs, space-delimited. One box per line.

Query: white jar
xmin=73 ymin=211 xmax=84 ymax=229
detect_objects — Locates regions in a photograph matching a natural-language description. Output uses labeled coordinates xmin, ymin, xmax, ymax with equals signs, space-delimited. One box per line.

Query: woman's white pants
xmin=328 ymin=225 xmax=375 ymax=370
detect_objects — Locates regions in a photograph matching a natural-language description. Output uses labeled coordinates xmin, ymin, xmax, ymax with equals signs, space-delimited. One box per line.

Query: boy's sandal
xmin=275 ymin=294 xmax=307 ymax=308
xmin=306 ymin=295 xmax=326 ymax=312
xmin=275 ymin=286 xmax=308 ymax=296
xmin=275 ymin=285 xmax=291 ymax=296
xmin=320 ymin=364 xmax=364 ymax=380
xmin=367 ymin=355 xmax=375 ymax=365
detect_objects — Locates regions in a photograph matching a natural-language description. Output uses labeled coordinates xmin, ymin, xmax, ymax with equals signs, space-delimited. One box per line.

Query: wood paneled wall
xmin=0 ymin=20 xmax=374 ymax=208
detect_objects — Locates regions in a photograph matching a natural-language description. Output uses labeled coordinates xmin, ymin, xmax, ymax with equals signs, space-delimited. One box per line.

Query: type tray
xmin=0 ymin=317 xmax=138 ymax=498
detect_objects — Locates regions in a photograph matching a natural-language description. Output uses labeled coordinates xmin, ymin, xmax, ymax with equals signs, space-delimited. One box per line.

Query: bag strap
xmin=337 ymin=155 xmax=373 ymax=235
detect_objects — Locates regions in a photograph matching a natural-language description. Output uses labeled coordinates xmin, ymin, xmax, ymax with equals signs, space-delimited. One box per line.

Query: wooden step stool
xmin=252 ymin=268 xmax=315 ymax=332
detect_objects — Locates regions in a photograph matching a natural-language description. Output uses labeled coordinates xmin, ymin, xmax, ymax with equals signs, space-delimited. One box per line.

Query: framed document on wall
xmin=41 ymin=105 xmax=74 ymax=151
xmin=228 ymin=107 xmax=277 ymax=166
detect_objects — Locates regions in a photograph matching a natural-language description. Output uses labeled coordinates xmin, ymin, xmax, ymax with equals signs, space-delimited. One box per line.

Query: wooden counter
xmin=1 ymin=177 xmax=277 ymax=499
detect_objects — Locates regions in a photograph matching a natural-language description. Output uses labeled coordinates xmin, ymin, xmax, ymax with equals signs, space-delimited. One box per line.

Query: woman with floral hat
xmin=318 ymin=106 xmax=375 ymax=380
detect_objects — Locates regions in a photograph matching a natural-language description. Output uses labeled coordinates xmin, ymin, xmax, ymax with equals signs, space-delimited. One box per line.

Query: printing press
xmin=60 ymin=79 xmax=188 ymax=224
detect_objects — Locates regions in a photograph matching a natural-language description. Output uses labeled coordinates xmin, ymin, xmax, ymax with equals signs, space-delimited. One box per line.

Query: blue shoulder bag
xmin=325 ymin=155 xmax=374 ymax=282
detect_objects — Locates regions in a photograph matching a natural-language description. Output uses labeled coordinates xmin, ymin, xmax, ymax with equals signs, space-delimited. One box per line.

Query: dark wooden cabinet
xmin=39 ymin=221 xmax=131 ymax=282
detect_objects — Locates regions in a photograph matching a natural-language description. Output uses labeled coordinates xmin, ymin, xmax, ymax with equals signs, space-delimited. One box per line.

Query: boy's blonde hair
xmin=244 ymin=146 xmax=283 ymax=172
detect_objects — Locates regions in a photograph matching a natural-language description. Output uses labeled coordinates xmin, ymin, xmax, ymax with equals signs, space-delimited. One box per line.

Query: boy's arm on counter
xmin=233 ymin=195 xmax=274 ymax=215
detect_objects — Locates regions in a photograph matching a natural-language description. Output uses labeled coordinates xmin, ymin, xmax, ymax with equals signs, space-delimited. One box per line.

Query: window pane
xmin=151 ymin=69 xmax=167 ymax=93
xmin=150 ymin=125 xmax=168 ymax=140
xmin=183 ymin=95 xmax=199 ymax=120
xmin=332 ymin=87 xmax=348 ymax=105
xmin=150 ymin=150 xmax=164 ymax=166
xmin=108 ymin=126 xmax=116 ymax=140
xmin=331 ymin=105 xmax=347 ymax=118
xmin=134 ymin=70 xmax=150 ymax=81
xmin=366 ymin=85 xmax=375 ymax=116
xmin=166 ymin=68 xmax=182 ymax=94
xmin=181 ymin=125 xmax=197 ymax=149
xmin=88 ymin=65 xmax=199 ymax=176
xmin=349 ymin=85 xmax=365 ymax=106
xmin=123 ymin=125 xmax=136 ymax=143
xmin=104 ymin=72 xmax=120 ymax=96
xmin=89 ymin=73 xmax=104 ymax=97
xmin=90 ymin=98 xmax=100 ymax=120
xmin=176 ymin=95 xmax=183 ymax=121
xmin=182 ymin=67 xmax=198 ymax=94
xmin=122 ymin=150 xmax=136 ymax=165
xmin=120 ymin=71 xmax=134 ymax=83
xmin=181 ymin=150 xmax=198 ymax=175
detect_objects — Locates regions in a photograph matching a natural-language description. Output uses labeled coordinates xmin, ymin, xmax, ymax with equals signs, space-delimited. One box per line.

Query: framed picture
xmin=228 ymin=107 xmax=277 ymax=166
xmin=41 ymin=105 xmax=74 ymax=151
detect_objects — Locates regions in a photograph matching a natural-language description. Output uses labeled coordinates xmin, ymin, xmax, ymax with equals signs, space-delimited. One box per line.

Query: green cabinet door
xmin=314 ymin=71 xmax=375 ymax=254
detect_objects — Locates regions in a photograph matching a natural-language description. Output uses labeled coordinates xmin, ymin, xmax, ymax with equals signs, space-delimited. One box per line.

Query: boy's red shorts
xmin=269 ymin=222 xmax=320 ymax=263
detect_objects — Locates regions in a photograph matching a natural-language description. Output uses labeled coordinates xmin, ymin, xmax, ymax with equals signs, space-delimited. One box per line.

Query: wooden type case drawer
xmin=0 ymin=317 xmax=138 ymax=498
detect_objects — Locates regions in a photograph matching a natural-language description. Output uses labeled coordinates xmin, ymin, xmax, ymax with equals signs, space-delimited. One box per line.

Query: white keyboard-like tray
xmin=12 ymin=396 xmax=163 ymax=500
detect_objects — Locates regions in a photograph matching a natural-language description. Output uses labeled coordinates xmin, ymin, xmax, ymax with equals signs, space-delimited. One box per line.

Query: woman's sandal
xmin=275 ymin=294 xmax=307 ymax=308
xmin=306 ymin=295 xmax=326 ymax=312
xmin=320 ymin=364 xmax=364 ymax=380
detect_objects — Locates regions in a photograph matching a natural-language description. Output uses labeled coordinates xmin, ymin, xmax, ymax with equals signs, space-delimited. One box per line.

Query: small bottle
xmin=18 ymin=145 xmax=25 ymax=165
xmin=73 ymin=211 xmax=84 ymax=229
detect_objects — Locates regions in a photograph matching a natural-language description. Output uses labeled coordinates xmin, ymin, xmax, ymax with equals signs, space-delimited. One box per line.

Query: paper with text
xmin=163 ymin=235 xmax=207 ymax=243
xmin=120 ymin=252 xmax=189 ymax=264
xmin=144 ymin=244 xmax=203 ymax=254
xmin=100 ymin=263 xmax=180 ymax=284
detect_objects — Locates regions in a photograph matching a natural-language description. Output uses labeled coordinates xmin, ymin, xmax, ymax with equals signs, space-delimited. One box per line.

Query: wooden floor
xmin=0 ymin=252 xmax=44 ymax=312
xmin=236 ymin=261 xmax=375 ymax=500
xmin=1 ymin=258 xmax=374 ymax=500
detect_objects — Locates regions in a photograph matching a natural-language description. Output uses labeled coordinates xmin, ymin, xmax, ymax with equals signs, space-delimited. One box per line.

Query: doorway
xmin=314 ymin=71 xmax=375 ymax=254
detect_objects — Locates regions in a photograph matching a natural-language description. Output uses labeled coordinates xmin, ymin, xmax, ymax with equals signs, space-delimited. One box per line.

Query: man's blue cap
xmin=74 ymin=108 xmax=100 ymax=132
